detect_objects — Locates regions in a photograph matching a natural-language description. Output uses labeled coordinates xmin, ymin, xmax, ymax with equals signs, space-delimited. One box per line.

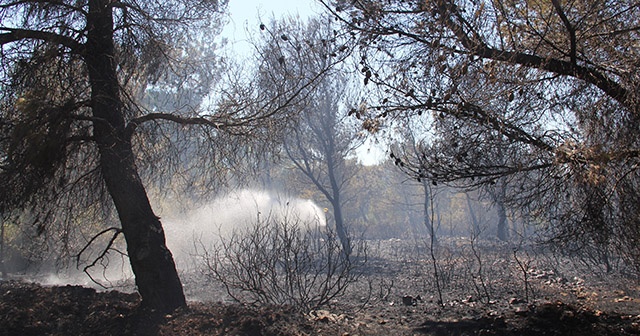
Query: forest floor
xmin=1 ymin=238 xmax=640 ymax=335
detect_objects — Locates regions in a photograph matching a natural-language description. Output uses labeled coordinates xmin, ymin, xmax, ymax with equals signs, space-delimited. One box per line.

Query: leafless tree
xmin=257 ymin=17 xmax=362 ymax=255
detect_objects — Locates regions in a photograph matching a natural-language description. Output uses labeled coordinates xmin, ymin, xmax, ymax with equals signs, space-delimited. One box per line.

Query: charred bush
xmin=196 ymin=212 xmax=366 ymax=311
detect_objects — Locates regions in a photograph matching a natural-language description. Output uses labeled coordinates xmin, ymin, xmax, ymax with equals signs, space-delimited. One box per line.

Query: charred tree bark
xmin=85 ymin=0 xmax=185 ymax=313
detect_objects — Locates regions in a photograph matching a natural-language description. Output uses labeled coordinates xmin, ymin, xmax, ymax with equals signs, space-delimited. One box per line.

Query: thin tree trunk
xmin=422 ymin=181 xmax=442 ymax=305
xmin=86 ymin=0 xmax=185 ymax=313
xmin=465 ymin=193 xmax=480 ymax=236
xmin=326 ymin=137 xmax=350 ymax=256
xmin=496 ymin=201 xmax=509 ymax=241
xmin=422 ymin=180 xmax=437 ymax=245
xmin=332 ymin=199 xmax=352 ymax=256
xmin=494 ymin=181 xmax=509 ymax=241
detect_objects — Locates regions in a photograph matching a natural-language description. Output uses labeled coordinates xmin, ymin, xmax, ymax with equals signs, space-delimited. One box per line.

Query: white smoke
xmin=161 ymin=189 xmax=327 ymax=271
xmin=7 ymin=189 xmax=326 ymax=292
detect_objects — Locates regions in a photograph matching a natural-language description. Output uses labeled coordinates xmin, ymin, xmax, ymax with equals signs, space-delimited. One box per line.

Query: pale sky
xmin=221 ymin=0 xmax=323 ymax=56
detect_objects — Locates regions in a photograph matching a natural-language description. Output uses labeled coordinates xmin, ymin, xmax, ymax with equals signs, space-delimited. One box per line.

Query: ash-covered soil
xmin=0 ymin=280 xmax=308 ymax=336
xmin=1 ymin=239 xmax=640 ymax=335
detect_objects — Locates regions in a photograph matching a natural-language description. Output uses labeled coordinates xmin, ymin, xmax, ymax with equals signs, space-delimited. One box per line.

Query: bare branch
xmin=126 ymin=112 xmax=221 ymax=136
xmin=434 ymin=1 xmax=628 ymax=107
xmin=0 ymin=0 xmax=87 ymax=15
xmin=76 ymin=227 xmax=123 ymax=289
xmin=0 ymin=27 xmax=84 ymax=53
xmin=551 ymin=0 xmax=577 ymax=66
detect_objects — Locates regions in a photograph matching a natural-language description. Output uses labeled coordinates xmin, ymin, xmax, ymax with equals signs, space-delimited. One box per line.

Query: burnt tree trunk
xmin=331 ymin=196 xmax=352 ymax=257
xmin=495 ymin=182 xmax=509 ymax=242
xmin=85 ymin=0 xmax=185 ymax=312
xmin=496 ymin=201 xmax=509 ymax=242
xmin=466 ymin=193 xmax=480 ymax=237
xmin=326 ymin=141 xmax=351 ymax=257
xmin=421 ymin=179 xmax=437 ymax=245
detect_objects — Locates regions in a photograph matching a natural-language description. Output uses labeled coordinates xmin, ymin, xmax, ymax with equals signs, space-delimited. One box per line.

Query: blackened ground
xmin=0 ymin=280 xmax=308 ymax=336
xmin=2 ymin=238 xmax=640 ymax=335
xmin=1 ymin=279 xmax=639 ymax=335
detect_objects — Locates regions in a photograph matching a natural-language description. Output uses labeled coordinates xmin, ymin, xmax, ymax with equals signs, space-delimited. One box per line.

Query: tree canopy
xmin=323 ymin=0 xmax=640 ymax=270
xmin=0 ymin=0 xmax=326 ymax=312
